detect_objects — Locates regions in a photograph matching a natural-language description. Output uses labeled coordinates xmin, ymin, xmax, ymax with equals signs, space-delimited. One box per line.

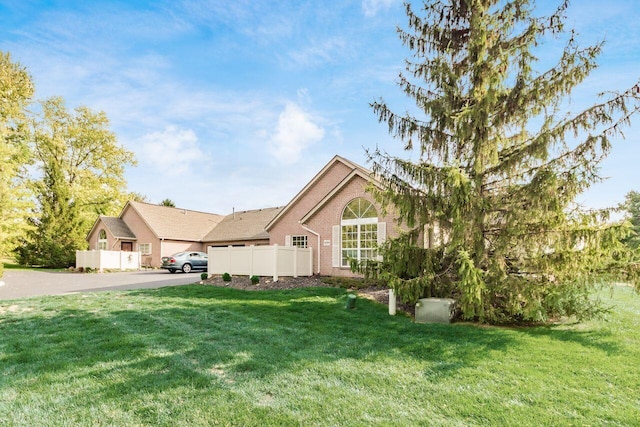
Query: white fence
xmin=76 ymin=250 xmax=140 ymax=271
xmin=208 ymin=245 xmax=312 ymax=281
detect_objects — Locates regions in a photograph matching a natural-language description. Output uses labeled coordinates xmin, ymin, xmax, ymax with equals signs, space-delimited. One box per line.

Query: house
xmin=86 ymin=201 xmax=224 ymax=267
xmin=86 ymin=155 xmax=402 ymax=276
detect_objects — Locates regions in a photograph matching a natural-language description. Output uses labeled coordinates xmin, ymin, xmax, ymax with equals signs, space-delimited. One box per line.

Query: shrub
xmin=200 ymin=272 xmax=208 ymax=280
xmin=250 ymin=275 xmax=259 ymax=285
xmin=222 ymin=272 xmax=232 ymax=282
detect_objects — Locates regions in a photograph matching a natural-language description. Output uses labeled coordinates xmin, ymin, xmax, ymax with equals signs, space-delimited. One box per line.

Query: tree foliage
xmin=159 ymin=198 xmax=176 ymax=207
xmin=16 ymin=97 xmax=136 ymax=268
xmin=621 ymin=191 xmax=640 ymax=250
xmin=367 ymin=1 xmax=640 ymax=323
xmin=0 ymin=52 xmax=34 ymax=276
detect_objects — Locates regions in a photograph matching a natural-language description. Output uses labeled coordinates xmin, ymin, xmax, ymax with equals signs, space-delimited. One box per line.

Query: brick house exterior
xmin=86 ymin=155 xmax=402 ymax=274
xmin=266 ymin=155 xmax=400 ymax=277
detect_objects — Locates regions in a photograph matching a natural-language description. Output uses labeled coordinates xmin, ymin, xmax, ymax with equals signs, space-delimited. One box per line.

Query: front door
xmin=121 ymin=242 xmax=133 ymax=252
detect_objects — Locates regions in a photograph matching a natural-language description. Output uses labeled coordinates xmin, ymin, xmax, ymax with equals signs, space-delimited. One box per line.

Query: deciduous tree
xmin=368 ymin=1 xmax=640 ymax=323
xmin=16 ymin=97 xmax=136 ymax=267
xmin=0 ymin=52 xmax=34 ymax=276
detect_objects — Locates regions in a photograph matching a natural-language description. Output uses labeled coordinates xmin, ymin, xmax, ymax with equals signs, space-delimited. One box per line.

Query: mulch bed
xmin=201 ymin=275 xmax=415 ymax=317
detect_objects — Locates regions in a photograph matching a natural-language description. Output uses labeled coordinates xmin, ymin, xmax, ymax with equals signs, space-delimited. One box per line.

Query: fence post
xmin=293 ymin=246 xmax=298 ymax=278
xmin=249 ymin=245 xmax=254 ymax=277
xmin=273 ymin=244 xmax=278 ymax=282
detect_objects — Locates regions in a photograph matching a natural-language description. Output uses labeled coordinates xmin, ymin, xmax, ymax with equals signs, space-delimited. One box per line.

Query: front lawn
xmin=1 ymin=285 xmax=638 ymax=426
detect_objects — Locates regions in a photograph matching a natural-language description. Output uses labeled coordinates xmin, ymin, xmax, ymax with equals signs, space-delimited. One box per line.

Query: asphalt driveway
xmin=0 ymin=269 xmax=203 ymax=300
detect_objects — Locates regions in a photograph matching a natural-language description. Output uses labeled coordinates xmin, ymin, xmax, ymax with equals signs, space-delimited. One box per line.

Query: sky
xmin=1 ymin=0 xmax=639 ymax=215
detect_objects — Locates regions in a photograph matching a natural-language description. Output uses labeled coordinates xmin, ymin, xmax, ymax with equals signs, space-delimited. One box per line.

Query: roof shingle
xmin=203 ymin=207 xmax=283 ymax=243
xmin=101 ymin=216 xmax=136 ymax=239
xmin=127 ymin=201 xmax=224 ymax=241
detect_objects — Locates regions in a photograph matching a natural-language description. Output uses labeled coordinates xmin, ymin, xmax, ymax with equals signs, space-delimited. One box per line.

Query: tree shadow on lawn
xmin=0 ymin=285 xmax=621 ymax=403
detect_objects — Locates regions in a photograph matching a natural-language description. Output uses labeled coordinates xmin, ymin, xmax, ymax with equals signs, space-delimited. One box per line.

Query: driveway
xmin=0 ymin=269 xmax=203 ymax=300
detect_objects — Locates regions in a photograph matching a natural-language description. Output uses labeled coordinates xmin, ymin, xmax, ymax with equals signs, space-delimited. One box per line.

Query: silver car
xmin=161 ymin=251 xmax=208 ymax=273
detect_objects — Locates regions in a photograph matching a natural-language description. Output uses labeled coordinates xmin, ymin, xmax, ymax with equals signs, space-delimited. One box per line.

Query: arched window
xmin=98 ymin=229 xmax=107 ymax=250
xmin=340 ymin=198 xmax=378 ymax=267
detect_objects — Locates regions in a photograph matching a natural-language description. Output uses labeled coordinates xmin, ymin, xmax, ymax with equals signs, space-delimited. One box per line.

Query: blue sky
xmin=1 ymin=0 xmax=639 ymax=215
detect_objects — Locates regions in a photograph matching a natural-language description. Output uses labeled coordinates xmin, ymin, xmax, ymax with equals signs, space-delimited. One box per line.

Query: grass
xmin=1 ymin=285 xmax=639 ymax=426
xmin=2 ymin=259 xmax=68 ymax=272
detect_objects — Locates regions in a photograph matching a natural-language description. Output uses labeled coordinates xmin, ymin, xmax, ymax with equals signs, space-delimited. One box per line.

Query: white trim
xmin=301 ymin=224 xmax=321 ymax=274
xmin=332 ymin=225 xmax=341 ymax=268
xmin=377 ymin=222 xmax=386 ymax=261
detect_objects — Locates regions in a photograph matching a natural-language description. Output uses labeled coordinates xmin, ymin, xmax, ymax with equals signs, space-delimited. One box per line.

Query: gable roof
xmin=265 ymin=155 xmax=378 ymax=230
xmin=203 ymin=206 xmax=283 ymax=243
xmin=86 ymin=215 xmax=137 ymax=242
xmin=101 ymin=216 xmax=137 ymax=239
xmin=125 ymin=201 xmax=224 ymax=241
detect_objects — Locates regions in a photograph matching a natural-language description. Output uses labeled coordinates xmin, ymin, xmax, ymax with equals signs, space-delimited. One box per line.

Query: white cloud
xmin=268 ymin=103 xmax=325 ymax=164
xmin=138 ymin=126 xmax=204 ymax=176
xmin=362 ymin=0 xmax=396 ymax=17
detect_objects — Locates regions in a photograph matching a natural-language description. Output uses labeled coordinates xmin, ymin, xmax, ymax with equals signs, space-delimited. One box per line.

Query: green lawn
xmin=1 ymin=285 xmax=638 ymax=426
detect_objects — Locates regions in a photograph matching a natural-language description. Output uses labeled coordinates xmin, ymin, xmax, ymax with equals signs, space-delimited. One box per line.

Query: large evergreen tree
xmin=368 ymin=1 xmax=640 ymax=323
xmin=16 ymin=97 xmax=136 ymax=268
xmin=0 ymin=52 xmax=34 ymax=277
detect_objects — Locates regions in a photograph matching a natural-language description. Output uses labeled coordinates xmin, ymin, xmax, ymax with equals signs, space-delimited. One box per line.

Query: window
xmin=341 ymin=198 xmax=378 ymax=267
xmin=291 ymin=235 xmax=308 ymax=248
xmin=98 ymin=230 xmax=107 ymax=250
xmin=139 ymin=243 xmax=151 ymax=255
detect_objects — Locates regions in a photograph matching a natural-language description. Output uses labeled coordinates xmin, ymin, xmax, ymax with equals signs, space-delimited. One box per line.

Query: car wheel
xmin=169 ymin=269 xmax=176 ymax=274
xmin=182 ymin=263 xmax=192 ymax=273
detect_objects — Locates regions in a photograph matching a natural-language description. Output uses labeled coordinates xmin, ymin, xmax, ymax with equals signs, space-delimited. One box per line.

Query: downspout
xmin=300 ymin=223 xmax=320 ymax=275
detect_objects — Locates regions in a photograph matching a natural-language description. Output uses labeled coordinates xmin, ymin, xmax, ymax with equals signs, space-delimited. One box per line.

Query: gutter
xmin=300 ymin=223 xmax=321 ymax=275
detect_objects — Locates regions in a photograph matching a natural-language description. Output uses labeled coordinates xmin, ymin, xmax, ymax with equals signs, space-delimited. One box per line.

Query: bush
xmin=250 ymin=275 xmax=260 ymax=285
xmin=222 ymin=272 xmax=232 ymax=282
xmin=200 ymin=272 xmax=208 ymax=280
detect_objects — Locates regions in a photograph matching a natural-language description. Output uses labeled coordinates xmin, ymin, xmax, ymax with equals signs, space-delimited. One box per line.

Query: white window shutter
xmin=332 ymin=225 xmax=340 ymax=267
xmin=285 ymin=235 xmax=291 ymax=247
xmin=377 ymin=222 xmax=386 ymax=261
xmin=377 ymin=222 xmax=386 ymax=245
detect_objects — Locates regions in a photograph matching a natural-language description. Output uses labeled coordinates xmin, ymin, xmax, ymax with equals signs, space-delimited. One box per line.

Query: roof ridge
xmin=130 ymin=200 xmax=223 ymax=216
